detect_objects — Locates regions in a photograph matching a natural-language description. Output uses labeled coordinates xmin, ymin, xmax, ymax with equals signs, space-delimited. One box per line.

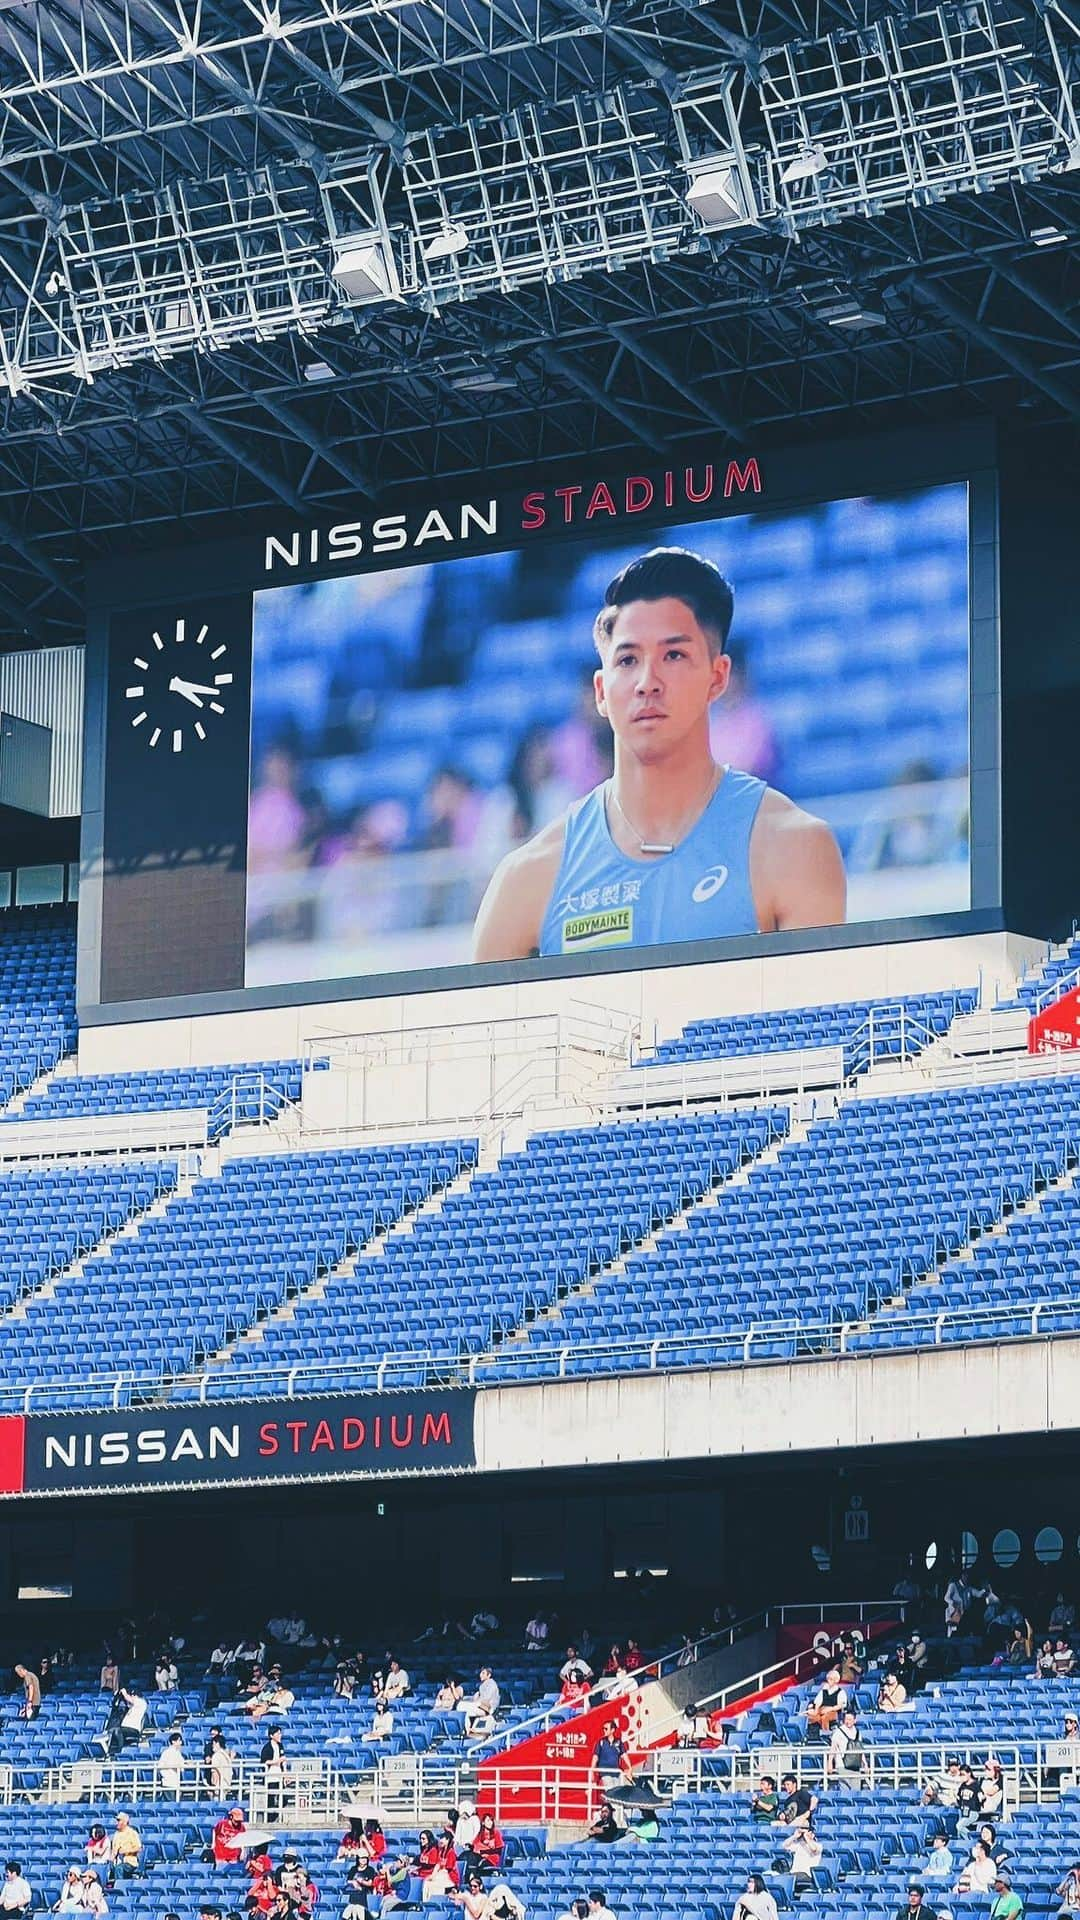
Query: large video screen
xmin=244 ymin=481 xmax=971 ymax=989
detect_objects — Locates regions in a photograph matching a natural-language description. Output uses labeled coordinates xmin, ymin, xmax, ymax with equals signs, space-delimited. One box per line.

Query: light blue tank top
xmin=538 ymin=765 xmax=765 ymax=957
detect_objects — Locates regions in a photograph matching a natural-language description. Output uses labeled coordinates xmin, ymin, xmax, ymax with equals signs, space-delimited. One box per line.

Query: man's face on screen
xmin=594 ymin=596 xmax=729 ymax=760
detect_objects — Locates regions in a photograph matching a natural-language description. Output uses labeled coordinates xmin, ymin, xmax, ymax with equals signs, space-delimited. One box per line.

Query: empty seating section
xmin=640 ymin=988 xmax=976 ymax=1073
xmin=0 ymin=1160 xmax=176 ymax=1316
xmin=9 ymin=1143 xmax=474 ymax=1405
xmin=484 ymin=1077 xmax=1080 ymax=1383
xmin=190 ymin=1110 xmax=782 ymax=1399
xmin=0 ymin=908 xmax=76 ymax=1103
xmin=9 ymin=1061 xmax=305 ymax=1137
xmin=999 ymin=930 xmax=1080 ymax=1011
xmin=851 ymin=1081 xmax=1080 ymax=1354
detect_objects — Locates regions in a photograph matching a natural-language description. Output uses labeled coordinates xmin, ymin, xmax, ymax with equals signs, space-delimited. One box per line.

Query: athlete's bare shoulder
xmin=471 ymin=815 xmax=567 ymax=962
xmin=750 ymin=786 xmax=847 ymax=931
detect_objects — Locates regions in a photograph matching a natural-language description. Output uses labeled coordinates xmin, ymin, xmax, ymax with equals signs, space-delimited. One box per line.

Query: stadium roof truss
xmin=0 ymin=0 xmax=1077 ymax=631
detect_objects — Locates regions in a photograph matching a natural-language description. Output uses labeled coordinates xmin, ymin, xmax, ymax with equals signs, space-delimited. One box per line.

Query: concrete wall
xmin=76 ymin=928 xmax=1040 ymax=1074
xmin=473 ymin=1335 xmax=1080 ymax=1474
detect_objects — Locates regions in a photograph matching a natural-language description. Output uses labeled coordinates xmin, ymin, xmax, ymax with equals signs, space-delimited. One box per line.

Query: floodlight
xmin=331 ymin=235 xmax=400 ymax=304
xmin=780 ymin=144 xmax=829 ymax=185
xmin=684 ymin=161 xmax=754 ymax=228
xmin=422 ymin=224 xmax=471 ymax=261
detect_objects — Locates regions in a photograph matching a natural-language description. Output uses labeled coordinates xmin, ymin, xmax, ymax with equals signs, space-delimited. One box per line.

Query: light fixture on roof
xmin=814 ymin=292 xmax=888 ymax=330
xmin=302 ymin=358 xmax=335 ymax=382
xmin=330 ymin=234 xmax=401 ymax=305
xmin=780 ymin=144 xmax=829 ymax=185
xmin=1030 ymin=223 xmax=1069 ymax=246
xmin=450 ymin=368 xmax=518 ymax=392
xmin=684 ymin=158 xmax=755 ymax=229
xmin=422 ymin=223 xmax=470 ymax=262
xmin=44 ymin=270 xmax=67 ymax=297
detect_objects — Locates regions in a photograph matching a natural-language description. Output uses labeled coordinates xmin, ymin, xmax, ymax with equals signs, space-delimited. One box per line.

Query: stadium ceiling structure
xmin=0 ymin=0 xmax=1076 ymax=638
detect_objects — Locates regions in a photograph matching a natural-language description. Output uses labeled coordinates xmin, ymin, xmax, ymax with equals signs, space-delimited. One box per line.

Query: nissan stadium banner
xmin=84 ymin=430 xmax=998 ymax=1011
xmin=0 ymin=1390 xmax=477 ymax=1499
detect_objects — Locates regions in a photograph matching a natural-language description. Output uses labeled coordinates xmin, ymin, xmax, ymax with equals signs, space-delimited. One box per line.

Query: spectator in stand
xmin=837 ymin=1637 xmax=864 ymax=1685
xmin=106 ymin=1687 xmax=147 ymax=1758
xmin=1051 ymin=1597 xmax=1077 ymax=1635
xmin=383 ymin=1660 xmax=410 ymax=1702
xmin=0 ymin=1867 xmax=31 ymax=1920
xmin=449 ymin=1871 xmax=493 ymax=1920
xmin=827 ymin=1711 xmax=868 ymax=1789
xmin=110 ymin=1815 xmax=141 ymax=1880
xmin=213 ymin=1811 xmax=248 ymax=1868
xmin=559 ymin=1647 xmax=595 ymax=1684
xmin=245 ymin=1674 xmax=296 ymax=1722
xmin=624 ymin=1639 xmax=644 ymax=1673
xmin=806 ymin=1668 xmax=847 ymax=1738
xmin=558 ymin=1668 xmax=591 ymax=1710
xmin=953 ymin=1766 xmax=982 ymax=1837
xmin=157 ymin=1731 xmax=185 ymax=1793
xmin=472 ymin=1818 xmax=503 ymax=1879
xmin=679 ymin=1703 xmax=713 ymax=1747
xmin=53 ymin=1871 xmax=84 ymax=1914
xmin=361 ymin=1696 xmax=393 ymax=1743
xmin=907 ymin=1631 xmax=929 ymax=1691
xmin=676 ymin=1635 xmax=698 ymax=1668
xmin=732 ymin=1876 xmax=780 ymax=1920
xmin=556 ymin=1901 xmax=589 ymax=1920
xmin=209 ymin=1733 xmax=236 ymax=1797
xmin=750 ymin=1777 xmax=779 ymax=1823
xmin=895 ymin=1889 xmax=937 ymax=1920
xmin=260 ymin=1727 xmax=287 ymax=1820
xmin=923 ymin=1759 xmax=964 ymax=1812
xmin=602 ymin=1645 xmax=625 ymax=1678
xmin=588 ymin=1803 xmax=622 ymax=1845
xmin=945 ymin=1575 xmax=968 ymax=1635
xmin=449 ymin=1807 xmax=480 ymax=1872
xmin=776 ymin=1775 xmax=817 ymax=1829
xmin=989 ymin=1875 xmax=1024 ymax=1920
xmin=85 ymin=1831 xmax=108 ymax=1873
xmin=461 ymin=1669 xmax=500 ymax=1736
xmin=955 ymin=1841 xmax=997 ymax=1894
xmin=979 ymin=1759 xmax=1005 ymax=1823
xmin=1056 ymin=1640 xmax=1077 ymax=1678
xmin=429 ymin=1835 xmax=460 ymax=1899
xmin=99 ymin=1653 xmax=119 ymax=1695
xmin=401 ymin=1834 xmax=439 ymax=1907
xmin=1036 ymin=1639 xmax=1057 ymax=1679
xmin=1055 ymin=1863 xmax=1080 ymax=1916
xmin=524 ymin=1615 xmax=549 ymax=1654
xmin=587 ymin=1889 xmax=616 ymax=1920
xmin=78 ymin=1876 xmax=107 ymax=1918
xmin=14 ymin=1664 xmax=40 ymax=1721
xmin=434 ymin=1677 xmax=464 ymax=1711
xmin=465 ymin=1611 xmax=499 ymax=1640
xmin=600 ymin=1664 xmax=633 ymax=1704
xmin=877 ymin=1672 xmax=908 ymax=1712
xmin=592 ymin=1719 xmax=633 ymax=1792
xmin=1003 ymin=1628 xmax=1029 ymax=1668
xmin=922 ymin=1835 xmax=954 ymax=1883
xmin=154 ymin=1654 xmax=178 ymax=1692
xmin=778 ymin=1825 xmax=822 ymax=1890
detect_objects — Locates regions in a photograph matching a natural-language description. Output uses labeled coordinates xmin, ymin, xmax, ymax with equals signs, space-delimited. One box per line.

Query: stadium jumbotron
xmin=0 ymin=1 xmax=1079 ymax=1917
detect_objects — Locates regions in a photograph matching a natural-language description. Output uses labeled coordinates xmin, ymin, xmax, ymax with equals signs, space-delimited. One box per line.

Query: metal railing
xmin=32 ymin=1738 xmax=1067 ymax=1822
xmin=5 ymin=1292 xmax=1080 ymax=1415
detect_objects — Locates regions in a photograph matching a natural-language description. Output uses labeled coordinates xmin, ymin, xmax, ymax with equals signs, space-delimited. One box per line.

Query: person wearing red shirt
xmin=213 ymin=1809 xmax=248 ymax=1866
xmin=472 ymin=1817 xmax=504 ymax=1877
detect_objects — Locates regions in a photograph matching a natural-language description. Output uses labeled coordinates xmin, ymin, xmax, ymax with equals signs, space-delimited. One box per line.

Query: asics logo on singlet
xmin=692 ymin=865 xmax=729 ymax=904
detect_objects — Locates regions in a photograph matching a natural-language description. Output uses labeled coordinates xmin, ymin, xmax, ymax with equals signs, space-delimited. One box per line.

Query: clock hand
xmin=168 ymin=676 xmax=205 ymax=709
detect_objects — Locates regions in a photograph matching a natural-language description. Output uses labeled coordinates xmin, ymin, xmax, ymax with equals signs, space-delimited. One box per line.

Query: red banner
xmin=1029 ymin=983 xmax=1080 ymax=1054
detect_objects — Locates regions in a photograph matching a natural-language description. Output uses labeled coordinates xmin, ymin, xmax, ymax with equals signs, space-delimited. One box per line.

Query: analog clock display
xmin=125 ymin=616 xmax=233 ymax=751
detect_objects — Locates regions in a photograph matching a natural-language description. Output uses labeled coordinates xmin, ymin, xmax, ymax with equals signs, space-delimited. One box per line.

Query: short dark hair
xmin=595 ymin=548 xmax=734 ymax=656
xmin=5 ymin=1863 xmax=20 ymax=1877
xmin=588 ymin=1891 xmax=608 ymax=1905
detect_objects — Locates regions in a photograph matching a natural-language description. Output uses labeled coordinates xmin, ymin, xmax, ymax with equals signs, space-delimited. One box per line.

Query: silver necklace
xmin=608 ymin=765 xmax=720 ymax=856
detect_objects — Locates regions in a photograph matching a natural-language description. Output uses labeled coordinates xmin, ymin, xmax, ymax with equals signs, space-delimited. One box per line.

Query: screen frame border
xmin=78 ymin=418 xmax=1002 ymax=1025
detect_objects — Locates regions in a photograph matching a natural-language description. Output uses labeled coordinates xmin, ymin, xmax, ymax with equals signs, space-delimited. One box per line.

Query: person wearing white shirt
xmin=587 ymin=1890 xmax=616 ymax=1920
xmin=462 ymin=1670 xmax=501 ymax=1735
xmin=0 ymin=1864 xmax=31 ymax=1918
xmin=732 ymin=1876 xmax=779 ymax=1920
xmin=559 ymin=1648 xmax=594 ymax=1683
xmin=452 ymin=1805 xmax=480 ymax=1860
xmin=363 ymin=1697 xmax=394 ymax=1742
xmin=383 ymin=1661 xmax=410 ymax=1701
xmin=525 ymin=1616 xmax=548 ymax=1653
xmin=156 ymin=1733 xmax=184 ymax=1793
